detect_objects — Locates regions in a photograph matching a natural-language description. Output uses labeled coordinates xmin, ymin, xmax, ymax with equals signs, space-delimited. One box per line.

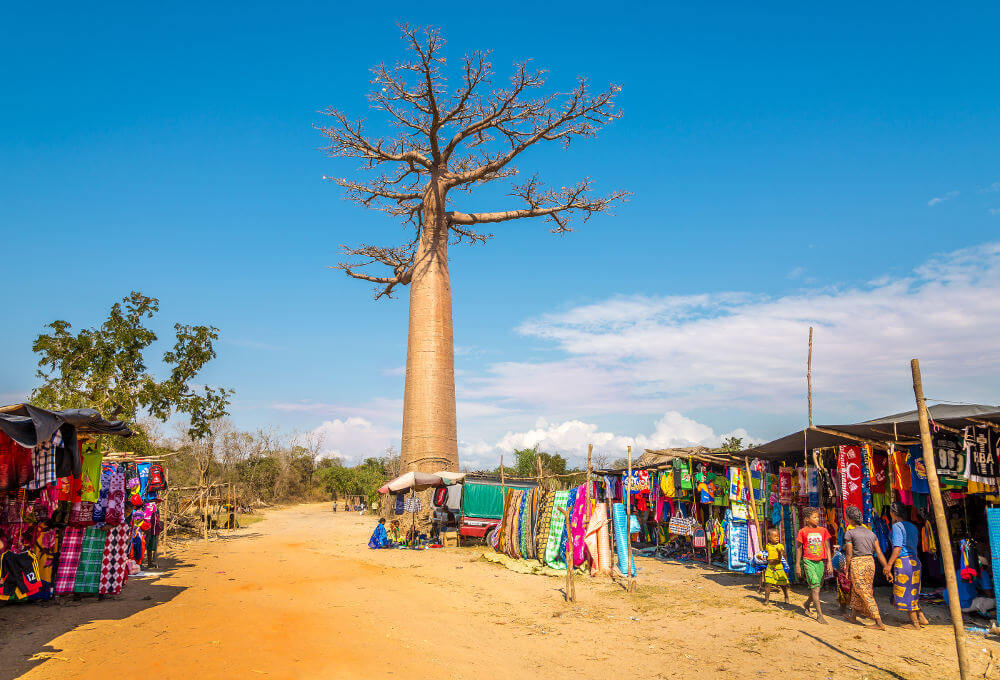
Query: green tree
xmin=717 ymin=436 xmax=744 ymax=452
xmin=31 ymin=291 xmax=231 ymax=440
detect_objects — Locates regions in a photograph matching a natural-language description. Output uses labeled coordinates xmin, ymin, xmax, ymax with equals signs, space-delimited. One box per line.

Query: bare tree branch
xmin=448 ymin=178 xmax=629 ymax=233
xmin=320 ymin=24 xmax=626 ymax=297
xmin=330 ymin=242 xmax=416 ymax=299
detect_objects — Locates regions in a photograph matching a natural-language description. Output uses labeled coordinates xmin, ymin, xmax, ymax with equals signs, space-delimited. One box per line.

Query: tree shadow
xmin=797 ymin=630 xmax=908 ymax=680
xmin=0 ymin=555 xmax=190 ymax=680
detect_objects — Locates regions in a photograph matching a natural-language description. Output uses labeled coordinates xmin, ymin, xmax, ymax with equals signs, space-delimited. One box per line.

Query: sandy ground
xmin=0 ymin=503 xmax=992 ymax=680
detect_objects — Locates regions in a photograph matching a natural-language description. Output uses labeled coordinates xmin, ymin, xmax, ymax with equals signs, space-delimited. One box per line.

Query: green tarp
xmin=462 ymin=481 xmax=534 ymax=519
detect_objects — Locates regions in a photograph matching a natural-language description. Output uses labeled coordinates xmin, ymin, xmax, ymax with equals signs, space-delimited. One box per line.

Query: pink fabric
xmin=570 ymin=482 xmax=590 ymax=566
xmin=584 ymin=503 xmax=612 ymax=576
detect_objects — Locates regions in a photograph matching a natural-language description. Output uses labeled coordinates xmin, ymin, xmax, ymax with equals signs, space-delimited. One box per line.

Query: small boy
xmin=795 ymin=507 xmax=834 ymax=624
xmin=763 ymin=527 xmax=790 ymax=605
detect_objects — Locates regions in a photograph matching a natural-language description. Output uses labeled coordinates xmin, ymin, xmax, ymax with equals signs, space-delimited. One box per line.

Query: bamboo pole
xmin=807 ymin=326 xmax=814 ymax=428
xmin=625 ymin=445 xmax=635 ymax=591
xmin=911 ymin=358 xmax=969 ymax=680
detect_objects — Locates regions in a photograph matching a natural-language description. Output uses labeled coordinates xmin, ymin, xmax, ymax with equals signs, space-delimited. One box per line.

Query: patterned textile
xmin=778 ymin=468 xmax=792 ymax=504
xmin=104 ymin=468 xmax=126 ymax=526
xmin=517 ymin=491 xmax=531 ymax=559
xmin=557 ymin=488 xmax=578 ymax=566
xmin=849 ymin=555 xmax=880 ymax=619
xmin=611 ymin=502 xmax=635 ymax=576
xmin=535 ymin=492 xmax=554 ymax=564
xmin=891 ymin=556 xmax=922 ymax=612
xmin=509 ymin=490 xmax=524 ymax=559
xmin=859 ymin=446 xmax=874 ymax=526
xmin=570 ymin=483 xmax=590 ymax=566
xmin=99 ymin=526 xmax=130 ymax=595
xmin=74 ymin=526 xmax=105 ymax=593
xmin=584 ymin=503 xmax=612 ymax=576
xmin=543 ymin=491 xmax=570 ymax=569
xmin=55 ymin=527 xmax=85 ymax=594
xmin=27 ymin=431 xmax=61 ymax=491
xmin=69 ymin=501 xmax=95 ymax=526
xmin=838 ymin=445 xmax=864 ymax=513
xmin=0 ymin=431 xmax=34 ymax=492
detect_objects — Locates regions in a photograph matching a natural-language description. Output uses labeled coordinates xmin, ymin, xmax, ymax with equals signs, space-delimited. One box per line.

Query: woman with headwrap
xmin=843 ymin=505 xmax=887 ymax=630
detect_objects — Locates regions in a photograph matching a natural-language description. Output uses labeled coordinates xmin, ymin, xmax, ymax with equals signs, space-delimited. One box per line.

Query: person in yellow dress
xmin=763 ymin=527 xmax=790 ymax=605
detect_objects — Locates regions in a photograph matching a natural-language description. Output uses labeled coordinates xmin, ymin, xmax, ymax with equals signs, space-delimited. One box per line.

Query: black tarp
xmin=0 ymin=404 xmax=133 ymax=448
xmin=745 ymin=404 xmax=1000 ymax=460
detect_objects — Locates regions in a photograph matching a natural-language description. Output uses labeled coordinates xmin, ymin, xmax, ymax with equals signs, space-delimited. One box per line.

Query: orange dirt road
xmin=2 ymin=503 xmax=987 ymax=679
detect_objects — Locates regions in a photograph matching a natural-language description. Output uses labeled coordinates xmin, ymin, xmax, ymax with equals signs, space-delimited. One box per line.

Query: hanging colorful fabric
xmin=837 ymin=445 xmax=864 ymax=512
xmin=778 ymin=468 xmax=793 ymax=504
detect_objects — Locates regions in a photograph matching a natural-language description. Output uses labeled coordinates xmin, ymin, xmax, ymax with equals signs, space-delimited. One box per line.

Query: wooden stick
xmin=744 ymin=457 xmax=765 ymax=554
xmin=808 ymin=425 xmax=891 ymax=451
xmin=558 ymin=507 xmax=575 ymax=602
xmin=911 ymin=358 xmax=969 ymax=680
xmin=625 ymin=445 xmax=635 ymax=591
xmin=807 ymin=326 xmax=814 ymax=428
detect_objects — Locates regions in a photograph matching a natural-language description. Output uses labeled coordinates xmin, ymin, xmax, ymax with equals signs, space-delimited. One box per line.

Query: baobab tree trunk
xmin=400 ymin=180 xmax=459 ymax=472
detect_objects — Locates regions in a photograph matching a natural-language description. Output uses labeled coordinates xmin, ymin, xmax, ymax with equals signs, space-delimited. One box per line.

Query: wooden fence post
xmin=911 ymin=359 xmax=969 ymax=680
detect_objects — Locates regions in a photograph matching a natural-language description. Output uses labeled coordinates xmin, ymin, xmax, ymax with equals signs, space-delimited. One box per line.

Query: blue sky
xmin=2 ymin=2 xmax=998 ymax=466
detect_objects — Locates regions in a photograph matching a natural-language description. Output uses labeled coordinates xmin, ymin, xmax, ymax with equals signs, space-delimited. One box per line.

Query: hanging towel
xmin=611 ymin=502 xmax=636 ymax=577
xmin=570 ymin=483 xmax=589 ymax=566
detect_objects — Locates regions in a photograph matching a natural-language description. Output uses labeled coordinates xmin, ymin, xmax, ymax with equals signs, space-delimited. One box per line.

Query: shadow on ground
xmin=0 ymin=555 xmax=190 ymax=680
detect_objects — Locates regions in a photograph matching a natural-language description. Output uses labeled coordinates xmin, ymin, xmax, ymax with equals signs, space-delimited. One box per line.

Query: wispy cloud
xmin=466 ymin=242 xmax=1000 ymax=421
xmin=982 ymin=181 xmax=1000 ymax=194
xmin=989 ymin=208 xmax=1000 ymax=216
xmin=927 ymin=190 xmax=959 ymax=206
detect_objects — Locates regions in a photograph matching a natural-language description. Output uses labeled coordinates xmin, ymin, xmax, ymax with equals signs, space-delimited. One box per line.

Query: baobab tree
xmin=318 ymin=25 xmax=626 ymax=473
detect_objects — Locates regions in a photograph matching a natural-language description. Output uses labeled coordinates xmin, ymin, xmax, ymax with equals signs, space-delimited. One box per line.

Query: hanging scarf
xmin=778 ymin=467 xmax=793 ymax=504
xmin=837 ymin=445 xmax=864 ymax=513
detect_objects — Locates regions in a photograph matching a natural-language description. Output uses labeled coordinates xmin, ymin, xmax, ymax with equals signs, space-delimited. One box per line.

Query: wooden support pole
xmin=625 ymin=445 xmax=636 ymax=591
xmin=558 ymin=507 xmax=576 ymax=602
xmin=807 ymin=326 xmax=814 ymax=428
xmin=744 ymin=457 xmax=765 ymax=550
xmin=911 ymin=358 xmax=969 ymax=680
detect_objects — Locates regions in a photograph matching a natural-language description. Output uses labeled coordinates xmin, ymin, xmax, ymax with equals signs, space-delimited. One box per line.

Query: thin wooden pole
xmin=807 ymin=326 xmax=814 ymax=428
xmin=625 ymin=445 xmax=635 ymax=591
xmin=744 ymin=457 xmax=765 ymax=552
xmin=911 ymin=358 xmax=969 ymax=680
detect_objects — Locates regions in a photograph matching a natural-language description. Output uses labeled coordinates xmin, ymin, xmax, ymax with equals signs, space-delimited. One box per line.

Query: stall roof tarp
xmin=0 ymin=404 xmax=133 ymax=448
xmin=745 ymin=404 xmax=1000 ymax=461
xmin=378 ymin=471 xmax=444 ymax=494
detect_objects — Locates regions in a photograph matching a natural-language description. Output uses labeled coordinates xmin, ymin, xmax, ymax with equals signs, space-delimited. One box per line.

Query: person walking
xmin=843 ymin=505 xmax=888 ymax=630
xmin=883 ymin=502 xmax=930 ymax=629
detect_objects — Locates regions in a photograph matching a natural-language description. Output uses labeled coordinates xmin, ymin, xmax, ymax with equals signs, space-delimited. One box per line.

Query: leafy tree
xmin=717 ymin=436 xmax=744 ymax=452
xmin=31 ymin=291 xmax=231 ymax=439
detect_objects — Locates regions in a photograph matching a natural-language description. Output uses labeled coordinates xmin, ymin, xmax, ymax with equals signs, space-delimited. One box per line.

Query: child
xmin=795 ymin=507 xmax=834 ymax=624
xmin=762 ymin=527 xmax=790 ymax=605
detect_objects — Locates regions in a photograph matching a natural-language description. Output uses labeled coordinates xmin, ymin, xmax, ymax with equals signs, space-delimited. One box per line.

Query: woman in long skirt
xmin=843 ymin=506 xmax=888 ymax=630
xmin=883 ymin=502 xmax=930 ymax=629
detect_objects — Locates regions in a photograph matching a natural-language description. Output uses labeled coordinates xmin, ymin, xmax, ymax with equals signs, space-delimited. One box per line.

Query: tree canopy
xmin=31 ymin=291 xmax=232 ymax=440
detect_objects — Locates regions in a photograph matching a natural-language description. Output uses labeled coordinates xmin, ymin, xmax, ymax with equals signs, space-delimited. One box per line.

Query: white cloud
xmin=464 ymin=242 xmax=1000 ymax=422
xmin=495 ymin=411 xmax=754 ymax=457
xmin=983 ymin=182 xmax=1000 ymax=193
xmin=989 ymin=208 xmax=1000 ymax=216
xmin=928 ymin=190 xmax=959 ymax=206
xmin=307 ymin=416 xmax=398 ymax=463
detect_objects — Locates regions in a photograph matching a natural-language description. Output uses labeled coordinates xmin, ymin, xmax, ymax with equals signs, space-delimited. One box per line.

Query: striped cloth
xmin=517 ymin=491 xmax=531 ymax=559
xmin=543 ymin=490 xmax=570 ymax=569
xmin=73 ymin=526 xmax=105 ymax=593
xmin=54 ymin=526 xmax=84 ymax=594
xmin=612 ymin=502 xmax=636 ymax=576
xmin=535 ymin=492 xmax=553 ymax=565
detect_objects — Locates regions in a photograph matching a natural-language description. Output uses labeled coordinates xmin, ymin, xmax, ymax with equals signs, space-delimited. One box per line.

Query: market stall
xmin=0 ymin=403 xmax=165 ymax=602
